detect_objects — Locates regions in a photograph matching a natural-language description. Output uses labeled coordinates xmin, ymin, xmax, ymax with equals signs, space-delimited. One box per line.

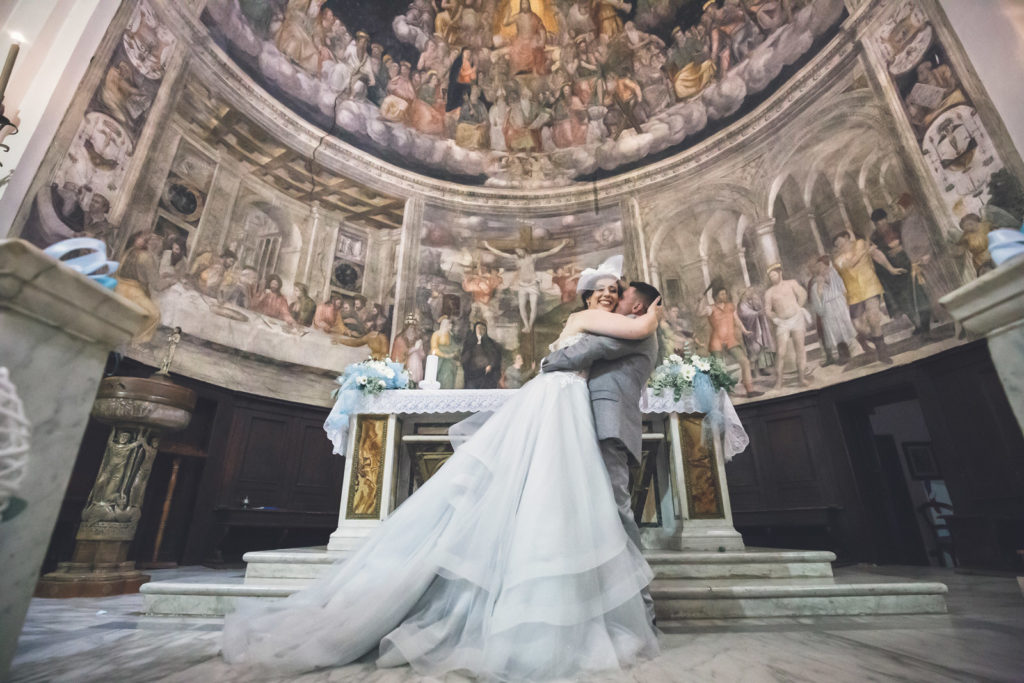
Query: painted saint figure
xmin=763 ymin=264 xmax=811 ymax=389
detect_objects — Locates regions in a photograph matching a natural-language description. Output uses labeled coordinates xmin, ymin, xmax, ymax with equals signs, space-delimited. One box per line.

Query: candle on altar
xmin=424 ymin=354 xmax=439 ymax=384
xmin=0 ymin=43 xmax=19 ymax=104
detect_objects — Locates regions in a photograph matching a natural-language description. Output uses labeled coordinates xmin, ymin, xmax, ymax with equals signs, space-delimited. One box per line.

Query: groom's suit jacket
xmin=540 ymin=331 xmax=659 ymax=463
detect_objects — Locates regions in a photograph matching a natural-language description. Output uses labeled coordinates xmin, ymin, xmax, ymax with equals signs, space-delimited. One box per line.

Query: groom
xmin=540 ymin=279 xmax=661 ymax=625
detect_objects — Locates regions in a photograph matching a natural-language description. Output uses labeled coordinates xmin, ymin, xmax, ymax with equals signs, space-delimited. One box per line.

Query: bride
xmin=221 ymin=260 xmax=663 ymax=681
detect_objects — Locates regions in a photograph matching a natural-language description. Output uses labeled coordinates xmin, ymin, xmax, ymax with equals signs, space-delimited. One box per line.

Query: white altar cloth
xmin=345 ymin=387 xmax=749 ymax=462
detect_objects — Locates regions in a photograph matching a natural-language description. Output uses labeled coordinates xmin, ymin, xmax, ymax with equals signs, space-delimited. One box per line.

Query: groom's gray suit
xmin=540 ymin=331 xmax=659 ymax=622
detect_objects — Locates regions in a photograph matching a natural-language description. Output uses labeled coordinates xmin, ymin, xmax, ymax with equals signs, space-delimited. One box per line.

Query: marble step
xmin=240 ymin=547 xmax=839 ymax=582
xmin=646 ymin=549 xmax=837 ymax=580
xmin=651 ymin=580 xmax=949 ymax=622
xmin=142 ymin=575 xmax=949 ymax=619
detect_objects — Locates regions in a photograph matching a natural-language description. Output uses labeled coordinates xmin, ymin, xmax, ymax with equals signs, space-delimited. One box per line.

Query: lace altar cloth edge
xmin=348 ymin=387 xmax=750 ymax=461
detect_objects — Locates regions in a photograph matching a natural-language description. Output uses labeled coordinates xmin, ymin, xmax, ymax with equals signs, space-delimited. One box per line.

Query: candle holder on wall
xmin=0 ymin=42 xmax=21 ymax=172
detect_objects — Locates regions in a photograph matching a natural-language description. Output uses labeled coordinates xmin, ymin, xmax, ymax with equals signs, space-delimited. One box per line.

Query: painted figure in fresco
xmin=666 ymin=25 xmax=715 ymax=100
xmin=551 ymin=83 xmax=589 ymax=148
xmin=289 ymin=283 xmax=318 ymax=326
xmin=808 ymin=256 xmax=855 ymax=366
xmin=115 ymin=231 xmax=162 ymax=344
xmin=391 ymin=315 xmax=426 ymax=383
xmin=100 ymin=61 xmax=153 ymax=127
xmin=593 ymin=0 xmax=632 ymax=38
xmin=501 ymin=352 xmax=532 ymax=388
xmin=79 ymin=193 xmax=115 ymax=249
xmin=698 ymin=287 xmax=763 ymax=398
xmin=505 ymin=0 xmax=550 ymax=75
xmin=455 ymin=85 xmax=490 ymax=149
xmin=276 ymin=0 xmax=324 ymax=74
xmin=461 ymin=321 xmax=503 ymax=389
xmin=503 ymin=86 xmax=549 ymax=153
xmin=462 ymin=261 xmax=505 ymax=328
xmin=220 ymin=266 xmax=259 ymax=308
xmin=831 ymin=231 xmax=905 ymax=365
xmin=736 ymin=286 xmax=775 ymax=377
xmin=763 ymin=264 xmax=811 ymax=389
xmin=314 ymin=295 xmax=343 ymax=331
xmin=705 ymin=0 xmax=763 ymax=73
xmin=252 ymin=274 xmax=297 ymax=324
xmin=157 ymin=236 xmax=189 ymax=290
xmin=483 ymin=237 xmax=568 ymax=333
xmin=430 ymin=315 xmax=460 ymax=389
xmin=906 ymin=59 xmax=965 ymax=131
xmin=409 ymin=70 xmax=446 ymax=136
xmin=870 ymin=209 xmax=932 ymax=336
xmin=955 ymin=213 xmax=995 ymax=278
xmin=552 ymin=263 xmax=583 ymax=303
xmin=195 ymin=249 xmax=237 ymax=297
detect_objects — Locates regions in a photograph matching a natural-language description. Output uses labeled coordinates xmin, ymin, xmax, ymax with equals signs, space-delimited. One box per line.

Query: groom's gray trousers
xmin=600 ymin=437 xmax=656 ymax=624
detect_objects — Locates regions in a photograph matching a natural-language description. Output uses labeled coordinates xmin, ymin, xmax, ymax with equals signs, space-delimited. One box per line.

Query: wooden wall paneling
xmin=286 ymin=415 xmax=344 ymax=513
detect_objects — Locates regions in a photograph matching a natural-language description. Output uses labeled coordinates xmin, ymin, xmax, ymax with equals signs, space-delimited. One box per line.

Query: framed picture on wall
xmin=902 ymin=441 xmax=940 ymax=480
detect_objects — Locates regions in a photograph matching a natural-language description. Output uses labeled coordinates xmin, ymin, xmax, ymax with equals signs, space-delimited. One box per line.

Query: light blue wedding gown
xmin=221 ymin=334 xmax=659 ymax=681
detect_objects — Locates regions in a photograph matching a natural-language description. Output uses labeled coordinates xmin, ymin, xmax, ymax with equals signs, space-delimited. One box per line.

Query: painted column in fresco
xmin=621 ymin=196 xmax=652 ymax=284
xmin=390 ymin=195 xmax=424 ymax=353
xmin=754 ymin=219 xmax=782 ymax=269
xmin=188 ymin=153 xmax=243 ymax=262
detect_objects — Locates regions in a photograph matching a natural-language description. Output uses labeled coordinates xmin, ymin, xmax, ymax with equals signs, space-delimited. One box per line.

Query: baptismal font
xmin=36 ymin=330 xmax=195 ymax=597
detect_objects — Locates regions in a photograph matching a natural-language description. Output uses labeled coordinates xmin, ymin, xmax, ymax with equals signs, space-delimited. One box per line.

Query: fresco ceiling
xmin=202 ymin=0 xmax=846 ymax=187
xmin=177 ymin=78 xmax=406 ymax=230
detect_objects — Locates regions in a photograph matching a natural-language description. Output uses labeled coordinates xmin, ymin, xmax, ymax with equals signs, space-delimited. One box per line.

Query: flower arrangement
xmin=648 ymin=353 xmax=737 ymax=401
xmin=332 ymin=357 xmax=410 ymax=399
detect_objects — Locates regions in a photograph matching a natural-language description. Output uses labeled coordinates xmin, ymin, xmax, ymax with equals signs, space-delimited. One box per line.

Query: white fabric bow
xmin=576 ymin=255 xmax=624 ymax=292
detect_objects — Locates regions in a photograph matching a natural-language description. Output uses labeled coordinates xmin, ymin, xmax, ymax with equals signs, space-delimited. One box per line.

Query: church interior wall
xmin=2 ymin=0 xmax=1022 ymax=577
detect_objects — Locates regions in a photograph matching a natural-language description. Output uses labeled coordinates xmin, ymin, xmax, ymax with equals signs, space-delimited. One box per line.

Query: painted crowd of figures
xmin=658 ymin=199 xmax=999 ymax=398
xmin=112 ymin=230 xmax=393 ymax=354
xmin=234 ymin=0 xmax=811 ymax=153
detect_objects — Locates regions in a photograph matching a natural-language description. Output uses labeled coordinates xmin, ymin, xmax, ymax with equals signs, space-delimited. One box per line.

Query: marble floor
xmin=10 ymin=564 xmax=1024 ymax=682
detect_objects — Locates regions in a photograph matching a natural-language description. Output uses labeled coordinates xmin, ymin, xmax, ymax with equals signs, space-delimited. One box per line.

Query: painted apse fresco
xmin=204 ymin=0 xmax=847 ymax=185
xmin=8 ymin=0 xmax=1024 ymax=405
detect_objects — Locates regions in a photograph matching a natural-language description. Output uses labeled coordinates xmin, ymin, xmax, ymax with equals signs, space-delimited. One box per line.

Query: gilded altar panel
xmin=679 ymin=414 xmax=725 ymax=520
xmin=345 ymin=415 xmax=389 ymax=519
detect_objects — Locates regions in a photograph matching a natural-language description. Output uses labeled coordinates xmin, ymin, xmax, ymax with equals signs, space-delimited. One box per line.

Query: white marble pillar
xmin=0 ymin=239 xmax=145 ymax=679
xmin=941 ymin=256 xmax=1024 ymax=432
xmin=736 ymin=247 xmax=751 ymax=287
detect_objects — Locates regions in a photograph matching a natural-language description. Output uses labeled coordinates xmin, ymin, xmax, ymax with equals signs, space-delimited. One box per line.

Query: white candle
xmin=0 ymin=43 xmax=19 ymax=104
xmin=424 ymin=354 xmax=439 ymax=383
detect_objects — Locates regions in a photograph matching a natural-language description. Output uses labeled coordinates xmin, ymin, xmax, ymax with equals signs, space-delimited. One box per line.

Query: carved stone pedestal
xmin=36 ymin=376 xmax=195 ymax=598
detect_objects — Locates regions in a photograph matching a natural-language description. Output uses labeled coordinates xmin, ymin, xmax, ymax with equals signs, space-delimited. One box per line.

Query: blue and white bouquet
xmin=331 ymin=357 xmax=410 ymax=398
xmin=648 ymin=353 xmax=737 ymax=403
xmin=324 ymin=357 xmax=410 ymax=454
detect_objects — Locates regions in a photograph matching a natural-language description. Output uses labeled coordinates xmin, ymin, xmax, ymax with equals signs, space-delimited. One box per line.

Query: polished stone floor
xmin=10 ymin=564 xmax=1024 ymax=682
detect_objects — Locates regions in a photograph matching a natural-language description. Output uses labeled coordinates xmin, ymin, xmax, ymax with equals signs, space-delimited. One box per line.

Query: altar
xmin=326 ymin=387 xmax=749 ymax=555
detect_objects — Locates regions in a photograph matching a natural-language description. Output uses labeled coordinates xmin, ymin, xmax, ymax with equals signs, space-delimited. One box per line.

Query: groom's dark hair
xmin=628 ymin=281 xmax=660 ymax=311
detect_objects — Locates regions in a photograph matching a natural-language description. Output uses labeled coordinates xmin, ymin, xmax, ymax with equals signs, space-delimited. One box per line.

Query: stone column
xmin=36 ymin=374 xmax=195 ymax=598
xmin=754 ymin=219 xmax=781 ymax=269
xmin=0 ymin=239 xmax=145 ymax=679
xmin=189 ymin=153 xmax=243 ymax=261
xmin=941 ymin=257 xmax=1024 ymax=432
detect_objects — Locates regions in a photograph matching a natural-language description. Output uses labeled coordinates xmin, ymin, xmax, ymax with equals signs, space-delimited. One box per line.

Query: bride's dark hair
xmin=579 ymin=280 xmax=623 ymax=311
